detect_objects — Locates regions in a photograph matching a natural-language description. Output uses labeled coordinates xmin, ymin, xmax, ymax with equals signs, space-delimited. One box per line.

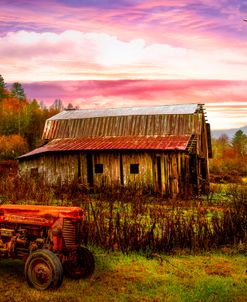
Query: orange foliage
xmin=2 ymin=97 xmax=27 ymax=112
xmin=224 ymin=148 xmax=236 ymax=159
xmin=0 ymin=77 xmax=62 ymax=158
xmin=0 ymin=135 xmax=28 ymax=159
xmin=210 ymin=135 xmax=247 ymax=178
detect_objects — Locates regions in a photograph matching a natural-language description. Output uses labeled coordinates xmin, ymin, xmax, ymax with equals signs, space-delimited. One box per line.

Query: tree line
xmin=0 ymin=74 xmax=62 ymax=159
xmin=0 ymin=74 xmax=246 ymax=178
xmin=210 ymin=130 xmax=247 ymax=179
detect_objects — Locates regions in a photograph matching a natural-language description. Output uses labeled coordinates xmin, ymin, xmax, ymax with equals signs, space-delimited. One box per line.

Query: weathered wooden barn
xmin=18 ymin=104 xmax=212 ymax=198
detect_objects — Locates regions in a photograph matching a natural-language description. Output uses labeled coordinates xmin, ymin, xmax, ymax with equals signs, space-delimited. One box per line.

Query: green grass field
xmin=0 ymin=247 xmax=246 ymax=302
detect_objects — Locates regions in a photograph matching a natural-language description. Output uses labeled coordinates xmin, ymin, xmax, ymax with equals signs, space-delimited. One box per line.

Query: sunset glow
xmin=1 ymin=0 xmax=247 ymax=129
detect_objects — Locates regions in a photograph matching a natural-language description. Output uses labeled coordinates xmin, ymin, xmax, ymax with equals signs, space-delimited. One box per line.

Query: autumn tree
xmin=211 ymin=134 xmax=231 ymax=159
xmin=23 ymin=99 xmax=51 ymax=149
xmin=0 ymin=76 xmax=77 ymax=159
xmin=50 ymin=99 xmax=63 ymax=111
xmin=0 ymin=134 xmax=28 ymax=159
xmin=210 ymin=130 xmax=247 ymax=178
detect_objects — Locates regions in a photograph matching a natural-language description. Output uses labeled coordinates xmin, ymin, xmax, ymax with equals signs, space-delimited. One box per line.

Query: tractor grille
xmin=63 ymin=219 xmax=80 ymax=248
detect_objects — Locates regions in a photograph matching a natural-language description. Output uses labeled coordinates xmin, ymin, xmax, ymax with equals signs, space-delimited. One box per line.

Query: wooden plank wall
xmin=86 ymin=152 xmax=121 ymax=188
xmin=19 ymin=154 xmax=78 ymax=185
xmin=19 ymin=151 xmax=193 ymax=198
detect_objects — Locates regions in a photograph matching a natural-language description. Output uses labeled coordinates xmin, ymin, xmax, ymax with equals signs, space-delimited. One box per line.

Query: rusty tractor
xmin=0 ymin=204 xmax=95 ymax=290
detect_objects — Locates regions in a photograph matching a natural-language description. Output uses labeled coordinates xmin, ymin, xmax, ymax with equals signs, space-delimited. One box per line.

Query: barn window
xmin=30 ymin=168 xmax=38 ymax=177
xmin=95 ymin=164 xmax=103 ymax=174
xmin=130 ymin=164 xmax=139 ymax=174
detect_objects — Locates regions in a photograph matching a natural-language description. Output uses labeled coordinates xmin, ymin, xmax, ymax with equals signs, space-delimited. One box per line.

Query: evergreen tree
xmin=0 ymin=74 xmax=7 ymax=100
xmin=11 ymin=82 xmax=26 ymax=100
xmin=0 ymin=74 xmax=6 ymax=89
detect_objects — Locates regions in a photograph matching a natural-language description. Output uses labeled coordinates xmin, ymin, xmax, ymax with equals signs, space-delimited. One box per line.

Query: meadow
xmin=0 ymin=176 xmax=246 ymax=301
xmin=0 ymin=248 xmax=246 ymax=302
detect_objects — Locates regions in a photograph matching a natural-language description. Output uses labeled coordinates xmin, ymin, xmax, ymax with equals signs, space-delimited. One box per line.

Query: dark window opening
xmin=95 ymin=163 xmax=103 ymax=174
xmin=157 ymin=157 xmax=161 ymax=190
xmin=130 ymin=164 xmax=139 ymax=174
xmin=120 ymin=153 xmax=124 ymax=185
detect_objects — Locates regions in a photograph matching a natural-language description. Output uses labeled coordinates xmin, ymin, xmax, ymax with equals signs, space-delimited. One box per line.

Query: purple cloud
xmin=1 ymin=0 xmax=247 ymax=130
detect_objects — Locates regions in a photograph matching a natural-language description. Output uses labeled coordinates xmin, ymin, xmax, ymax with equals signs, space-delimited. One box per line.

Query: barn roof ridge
xmin=48 ymin=103 xmax=204 ymax=120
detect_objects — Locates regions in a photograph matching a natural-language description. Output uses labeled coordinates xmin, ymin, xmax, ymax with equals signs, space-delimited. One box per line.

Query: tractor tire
xmin=25 ymin=249 xmax=63 ymax=290
xmin=64 ymin=246 xmax=95 ymax=279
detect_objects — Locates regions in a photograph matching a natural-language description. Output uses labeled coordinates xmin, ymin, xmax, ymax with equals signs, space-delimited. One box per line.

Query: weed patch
xmin=0 ymin=176 xmax=246 ymax=254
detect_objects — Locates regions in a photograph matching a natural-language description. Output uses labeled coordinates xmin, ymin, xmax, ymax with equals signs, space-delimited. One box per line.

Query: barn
xmin=18 ymin=103 xmax=212 ymax=198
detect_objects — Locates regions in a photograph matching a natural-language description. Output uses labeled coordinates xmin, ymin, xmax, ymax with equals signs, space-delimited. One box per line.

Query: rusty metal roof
xmin=42 ymin=104 xmax=205 ymax=140
xmin=43 ymin=112 xmax=201 ymax=140
xmin=48 ymin=104 xmax=203 ymax=120
xmin=19 ymin=135 xmax=192 ymax=159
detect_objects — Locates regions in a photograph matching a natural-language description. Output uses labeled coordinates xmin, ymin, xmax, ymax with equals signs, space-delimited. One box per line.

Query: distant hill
xmin=211 ymin=125 xmax=247 ymax=139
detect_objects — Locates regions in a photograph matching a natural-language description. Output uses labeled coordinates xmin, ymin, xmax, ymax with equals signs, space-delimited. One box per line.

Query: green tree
xmin=0 ymin=74 xmax=6 ymax=89
xmin=24 ymin=99 xmax=45 ymax=149
xmin=232 ymin=130 xmax=247 ymax=159
xmin=11 ymin=82 xmax=26 ymax=101
xmin=0 ymin=74 xmax=7 ymax=100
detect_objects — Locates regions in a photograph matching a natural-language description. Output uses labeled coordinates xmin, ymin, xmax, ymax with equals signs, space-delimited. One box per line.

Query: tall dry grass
xmin=80 ymin=186 xmax=246 ymax=253
xmin=0 ymin=176 xmax=246 ymax=253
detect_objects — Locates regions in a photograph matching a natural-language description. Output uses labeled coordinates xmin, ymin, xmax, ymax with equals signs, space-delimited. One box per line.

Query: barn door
xmin=87 ymin=153 xmax=94 ymax=187
xmin=201 ymin=158 xmax=209 ymax=193
xmin=156 ymin=156 xmax=162 ymax=191
xmin=120 ymin=153 xmax=124 ymax=185
xmin=77 ymin=154 xmax=81 ymax=182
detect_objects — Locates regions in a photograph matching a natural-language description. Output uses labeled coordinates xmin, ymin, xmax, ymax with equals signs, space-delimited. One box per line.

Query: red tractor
xmin=0 ymin=204 xmax=95 ymax=290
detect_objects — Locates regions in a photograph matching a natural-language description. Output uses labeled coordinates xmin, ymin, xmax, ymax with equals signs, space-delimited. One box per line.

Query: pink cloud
xmin=1 ymin=1 xmax=247 ymax=129
xmin=22 ymin=79 xmax=247 ymax=102
xmin=1 ymin=30 xmax=247 ymax=83
xmin=1 ymin=0 xmax=247 ymax=49
xmin=20 ymin=79 xmax=247 ymax=129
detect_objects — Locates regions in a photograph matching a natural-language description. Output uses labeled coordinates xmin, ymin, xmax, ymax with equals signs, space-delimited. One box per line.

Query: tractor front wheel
xmin=25 ymin=249 xmax=63 ymax=290
xmin=64 ymin=246 xmax=95 ymax=279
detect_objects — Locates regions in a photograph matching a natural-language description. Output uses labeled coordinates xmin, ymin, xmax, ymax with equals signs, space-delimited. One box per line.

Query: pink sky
xmin=1 ymin=0 xmax=247 ymax=129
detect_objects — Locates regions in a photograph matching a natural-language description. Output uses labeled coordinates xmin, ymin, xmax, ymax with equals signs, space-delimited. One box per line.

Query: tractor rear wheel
xmin=64 ymin=246 xmax=95 ymax=279
xmin=25 ymin=249 xmax=63 ymax=290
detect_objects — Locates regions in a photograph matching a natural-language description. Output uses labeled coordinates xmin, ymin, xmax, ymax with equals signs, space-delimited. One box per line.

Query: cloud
xmin=57 ymin=0 xmax=142 ymax=9
xmin=1 ymin=30 xmax=247 ymax=83
xmin=22 ymin=79 xmax=247 ymax=101
xmin=1 ymin=1 xmax=246 ymax=130
xmin=20 ymin=79 xmax=247 ymax=129
xmin=1 ymin=0 xmax=247 ymax=46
